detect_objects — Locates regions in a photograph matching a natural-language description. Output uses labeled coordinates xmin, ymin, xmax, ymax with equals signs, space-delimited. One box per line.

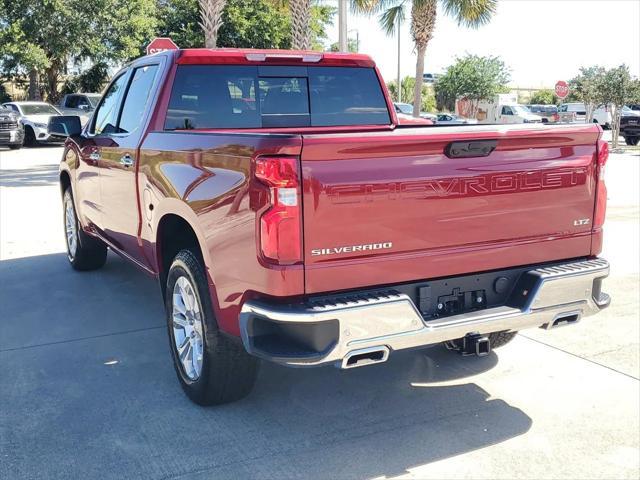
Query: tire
xmin=624 ymin=136 xmax=639 ymax=146
xmin=63 ymin=189 xmax=107 ymax=271
xmin=166 ymin=249 xmax=258 ymax=406
xmin=8 ymin=143 xmax=22 ymax=150
xmin=487 ymin=330 xmax=517 ymax=349
xmin=24 ymin=126 xmax=37 ymax=147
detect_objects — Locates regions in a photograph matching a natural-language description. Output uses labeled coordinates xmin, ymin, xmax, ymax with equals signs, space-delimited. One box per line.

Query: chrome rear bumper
xmin=240 ymin=258 xmax=610 ymax=368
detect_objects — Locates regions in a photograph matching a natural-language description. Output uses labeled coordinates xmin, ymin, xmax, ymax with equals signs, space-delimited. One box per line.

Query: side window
xmin=6 ymin=104 xmax=19 ymax=113
xmin=118 ymin=65 xmax=159 ymax=135
xmin=559 ymin=104 xmax=567 ymax=112
xmin=92 ymin=74 xmax=128 ymax=135
xmin=502 ymin=106 xmax=512 ymax=115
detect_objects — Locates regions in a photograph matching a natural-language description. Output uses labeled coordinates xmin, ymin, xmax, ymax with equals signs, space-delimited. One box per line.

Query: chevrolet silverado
xmin=50 ymin=49 xmax=611 ymax=405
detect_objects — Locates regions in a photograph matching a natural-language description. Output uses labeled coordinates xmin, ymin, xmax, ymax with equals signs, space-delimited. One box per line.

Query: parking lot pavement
xmin=1 ymin=145 xmax=638 ymax=480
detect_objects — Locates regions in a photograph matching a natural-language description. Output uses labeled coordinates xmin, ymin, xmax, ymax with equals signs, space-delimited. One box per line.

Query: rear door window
xmin=165 ymin=65 xmax=390 ymax=129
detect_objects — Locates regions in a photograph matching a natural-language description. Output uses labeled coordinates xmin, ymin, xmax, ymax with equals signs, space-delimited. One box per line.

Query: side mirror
xmin=48 ymin=115 xmax=82 ymax=138
xmin=79 ymin=104 xmax=90 ymax=111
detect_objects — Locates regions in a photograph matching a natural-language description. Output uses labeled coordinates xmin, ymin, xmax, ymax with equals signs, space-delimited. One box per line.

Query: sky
xmin=323 ymin=0 xmax=640 ymax=87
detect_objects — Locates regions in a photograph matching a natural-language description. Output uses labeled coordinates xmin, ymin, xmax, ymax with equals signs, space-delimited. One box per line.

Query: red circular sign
xmin=146 ymin=37 xmax=178 ymax=56
xmin=555 ymin=80 xmax=569 ymax=99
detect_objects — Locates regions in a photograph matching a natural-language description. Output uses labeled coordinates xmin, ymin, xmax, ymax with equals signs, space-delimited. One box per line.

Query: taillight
xmin=594 ymin=139 xmax=608 ymax=228
xmin=254 ymin=157 xmax=302 ymax=264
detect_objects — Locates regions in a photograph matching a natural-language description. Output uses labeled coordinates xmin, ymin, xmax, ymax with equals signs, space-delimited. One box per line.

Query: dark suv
xmin=0 ymin=107 xmax=24 ymax=149
xmin=620 ymin=106 xmax=640 ymax=146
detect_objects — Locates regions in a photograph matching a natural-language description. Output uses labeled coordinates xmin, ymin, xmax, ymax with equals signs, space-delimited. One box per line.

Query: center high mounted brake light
xmin=245 ymin=53 xmax=323 ymax=63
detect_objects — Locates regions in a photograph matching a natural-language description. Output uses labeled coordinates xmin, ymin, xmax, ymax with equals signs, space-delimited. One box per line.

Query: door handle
xmin=120 ymin=154 xmax=134 ymax=167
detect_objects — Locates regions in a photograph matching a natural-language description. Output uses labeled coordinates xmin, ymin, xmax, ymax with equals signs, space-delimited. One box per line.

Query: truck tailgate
xmin=300 ymin=124 xmax=601 ymax=294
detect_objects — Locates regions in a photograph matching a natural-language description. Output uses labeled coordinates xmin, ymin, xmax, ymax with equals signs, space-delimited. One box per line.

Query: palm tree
xmin=290 ymin=0 xmax=312 ymax=50
xmin=199 ymin=0 xmax=227 ymax=48
xmin=354 ymin=0 xmax=496 ymax=117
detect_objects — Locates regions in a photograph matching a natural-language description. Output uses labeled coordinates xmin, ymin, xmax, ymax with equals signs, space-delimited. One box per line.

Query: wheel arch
xmin=154 ymin=210 xmax=212 ymax=299
xmin=59 ymin=169 xmax=71 ymax=196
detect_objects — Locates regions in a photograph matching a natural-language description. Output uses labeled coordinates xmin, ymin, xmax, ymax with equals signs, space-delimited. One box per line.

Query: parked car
xmin=394 ymin=102 xmax=437 ymax=122
xmin=422 ymin=73 xmax=440 ymax=84
xmin=558 ymin=103 xmax=611 ymax=128
xmin=58 ymin=93 xmax=101 ymax=125
xmin=436 ymin=113 xmax=478 ymax=125
xmin=527 ymin=104 xmax=559 ymax=124
xmin=1 ymin=101 xmax=63 ymax=146
xmin=51 ymin=48 xmax=610 ymax=406
xmin=396 ymin=112 xmax=433 ymax=125
xmin=0 ymin=106 xmax=25 ymax=149
xmin=620 ymin=107 xmax=640 ymax=145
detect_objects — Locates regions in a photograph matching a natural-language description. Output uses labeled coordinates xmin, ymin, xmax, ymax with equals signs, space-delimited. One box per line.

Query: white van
xmin=558 ymin=103 xmax=612 ymax=128
xmin=458 ymin=94 xmax=543 ymax=124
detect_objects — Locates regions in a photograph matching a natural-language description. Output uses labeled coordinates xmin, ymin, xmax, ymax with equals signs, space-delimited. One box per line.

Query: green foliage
xmin=529 ymin=89 xmax=557 ymax=105
xmin=440 ymin=0 xmax=497 ymax=28
xmin=0 ymin=0 xmax=157 ymax=101
xmin=569 ymin=66 xmax=607 ymax=109
xmin=329 ymin=38 xmax=359 ymax=53
xmin=156 ymin=0 xmax=203 ymax=48
xmin=597 ymin=65 xmax=640 ymax=148
xmin=387 ymin=76 xmax=436 ymax=112
xmin=435 ymin=54 xmax=510 ymax=113
xmin=156 ymin=0 xmax=335 ymax=50
xmin=219 ymin=0 xmax=292 ymax=48
xmin=61 ymin=62 xmax=109 ymax=95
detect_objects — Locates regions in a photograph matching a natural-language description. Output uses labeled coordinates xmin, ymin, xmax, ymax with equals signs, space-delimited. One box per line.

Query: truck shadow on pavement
xmin=0 ymin=252 xmax=532 ymax=480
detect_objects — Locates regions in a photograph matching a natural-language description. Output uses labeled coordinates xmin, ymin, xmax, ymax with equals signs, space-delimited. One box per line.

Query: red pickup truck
xmin=50 ymin=49 xmax=610 ymax=406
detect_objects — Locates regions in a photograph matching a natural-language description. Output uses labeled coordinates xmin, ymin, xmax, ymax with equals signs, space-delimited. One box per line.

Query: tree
xmin=435 ymin=54 xmax=510 ymax=117
xmin=569 ymin=66 xmax=606 ymax=123
xmin=354 ymin=0 xmax=496 ymax=117
xmin=61 ymin=63 xmax=109 ymax=95
xmin=157 ymin=0 xmax=334 ymax=50
xmin=290 ymin=0 xmax=311 ymax=49
xmin=387 ymin=75 xmax=436 ymax=112
xmin=329 ymin=37 xmax=358 ymax=52
xmin=529 ymin=88 xmax=557 ymax=105
xmin=597 ymin=65 xmax=640 ymax=148
xmin=199 ymin=0 xmax=227 ymax=47
xmin=0 ymin=0 xmax=157 ymax=102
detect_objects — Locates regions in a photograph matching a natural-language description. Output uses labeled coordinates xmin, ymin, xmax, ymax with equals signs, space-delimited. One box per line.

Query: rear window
xmin=165 ymin=65 xmax=390 ymax=129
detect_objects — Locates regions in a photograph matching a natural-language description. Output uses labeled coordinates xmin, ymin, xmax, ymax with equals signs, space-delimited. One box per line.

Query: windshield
xmin=513 ymin=105 xmax=531 ymax=115
xmin=87 ymin=95 xmax=101 ymax=107
xmin=20 ymin=104 xmax=60 ymax=115
xmin=396 ymin=103 xmax=413 ymax=114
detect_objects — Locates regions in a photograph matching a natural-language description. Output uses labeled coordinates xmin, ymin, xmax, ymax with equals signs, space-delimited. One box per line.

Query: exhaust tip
xmin=341 ymin=346 xmax=390 ymax=369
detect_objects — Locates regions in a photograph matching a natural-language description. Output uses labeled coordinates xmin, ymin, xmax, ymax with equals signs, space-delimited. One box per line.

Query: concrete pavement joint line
xmin=519 ymin=334 xmax=639 ymax=381
xmin=0 ymin=325 xmax=165 ymax=353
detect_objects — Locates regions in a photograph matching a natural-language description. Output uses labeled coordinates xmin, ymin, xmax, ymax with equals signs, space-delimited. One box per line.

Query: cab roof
xmin=171 ymin=48 xmax=375 ymax=68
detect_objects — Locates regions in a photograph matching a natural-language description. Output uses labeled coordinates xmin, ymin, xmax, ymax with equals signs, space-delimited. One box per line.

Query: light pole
xmin=396 ymin=13 xmax=401 ymax=103
xmin=338 ymin=0 xmax=348 ymax=52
